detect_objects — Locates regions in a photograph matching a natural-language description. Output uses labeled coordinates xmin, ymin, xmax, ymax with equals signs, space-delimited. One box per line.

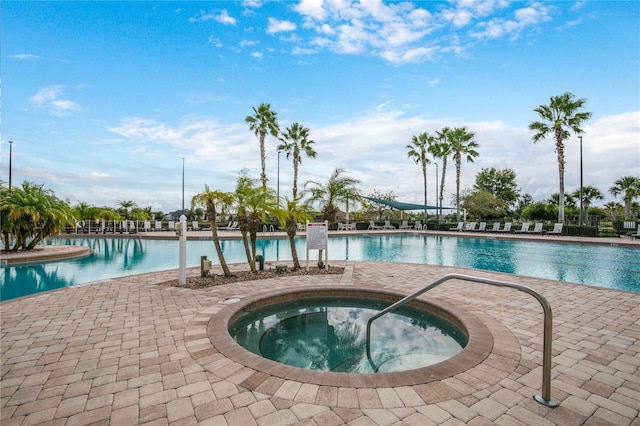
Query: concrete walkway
xmin=1 ymin=262 xmax=639 ymax=425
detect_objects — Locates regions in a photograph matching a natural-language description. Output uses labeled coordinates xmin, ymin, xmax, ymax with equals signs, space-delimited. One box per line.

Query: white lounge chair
xmin=496 ymin=222 xmax=512 ymax=233
xmin=449 ymin=222 xmax=464 ymax=231
xmin=546 ymin=223 xmax=563 ymax=236
xmin=154 ymin=220 xmax=163 ymax=231
xmin=528 ymin=223 xmax=544 ymax=234
xmin=368 ymin=221 xmax=383 ymax=230
xmin=346 ymin=223 xmax=357 ymax=230
xmin=219 ymin=221 xmax=238 ymax=231
xmin=399 ymin=220 xmax=410 ymax=229
xmin=488 ymin=222 xmax=501 ymax=232
xmin=337 ymin=223 xmax=346 ymax=231
xmin=629 ymin=224 xmax=639 ymax=240
xmin=414 ymin=221 xmax=422 ymax=230
xmin=472 ymin=222 xmax=486 ymax=232
xmin=168 ymin=221 xmax=176 ymax=231
xmin=191 ymin=221 xmax=200 ymax=231
xmin=465 ymin=222 xmax=478 ymax=231
xmin=383 ymin=220 xmax=396 ymax=229
xmin=514 ymin=223 xmax=530 ymax=233
xmin=143 ymin=220 xmax=151 ymax=232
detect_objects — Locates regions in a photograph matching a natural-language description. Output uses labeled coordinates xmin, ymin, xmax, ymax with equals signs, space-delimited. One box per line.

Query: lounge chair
xmin=414 ymin=221 xmax=422 ymax=230
xmin=546 ymin=223 xmax=563 ymax=236
xmin=168 ymin=221 xmax=176 ymax=231
xmin=465 ymin=222 xmax=478 ymax=231
xmin=630 ymin=224 xmax=640 ymax=240
xmin=345 ymin=223 xmax=357 ymax=231
xmin=496 ymin=222 xmax=512 ymax=233
xmin=472 ymin=222 xmax=487 ymax=232
xmin=143 ymin=220 xmax=151 ymax=232
xmin=449 ymin=222 xmax=464 ymax=231
xmin=191 ymin=221 xmax=200 ymax=231
xmin=399 ymin=220 xmax=410 ymax=229
xmin=383 ymin=220 xmax=396 ymax=230
xmin=514 ymin=223 xmax=530 ymax=233
xmin=154 ymin=220 xmax=163 ymax=231
xmin=219 ymin=221 xmax=238 ymax=231
xmin=368 ymin=221 xmax=383 ymax=230
xmin=528 ymin=223 xmax=544 ymax=234
xmin=488 ymin=222 xmax=501 ymax=232
xmin=337 ymin=223 xmax=346 ymax=231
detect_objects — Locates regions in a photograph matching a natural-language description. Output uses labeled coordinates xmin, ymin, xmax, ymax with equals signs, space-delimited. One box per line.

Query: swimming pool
xmin=1 ymin=234 xmax=638 ymax=301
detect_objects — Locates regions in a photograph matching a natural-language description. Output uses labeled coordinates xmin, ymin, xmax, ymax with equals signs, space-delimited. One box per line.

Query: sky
xmin=2 ymin=0 xmax=639 ymax=214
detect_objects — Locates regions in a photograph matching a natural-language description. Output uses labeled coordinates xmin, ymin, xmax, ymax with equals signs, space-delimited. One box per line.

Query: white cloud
xmin=9 ymin=54 xmax=44 ymax=60
xmin=266 ymin=17 xmax=297 ymax=34
xmin=190 ymin=9 xmax=236 ymax=25
xmin=30 ymin=85 xmax=82 ymax=116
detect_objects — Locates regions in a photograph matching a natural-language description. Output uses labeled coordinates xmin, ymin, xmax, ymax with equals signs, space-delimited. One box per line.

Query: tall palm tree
xmin=571 ymin=186 xmax=604 ymax=219
xmin=278 ymin=122 xmax=317 ymax=200
xmin=609 ymin=176 xmax=640 ymax=219
xmin=449 ymin=127 xmax=479 ymax=221
xmin=406 ymin=132 xmax=433 ymax=221
xmin=191 ymin=186 xmax=235 ymax=276
xmin=433 ymin=127 xmax=454 ymax=220
xmin=529 ymin=92 xmax=592 ymax=223
xmin=245 ymin=103 xmax=280 ymax=189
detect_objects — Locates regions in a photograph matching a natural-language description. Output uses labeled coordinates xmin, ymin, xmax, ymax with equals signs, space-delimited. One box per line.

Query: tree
xmin=1 ymin=181 xmax=76 ymax=252
xmin=529 ymin=92 xmax=592 ymax=223
xmin=548 ymin=193 xmax=577 ymax=209
xmin=245 ymin=103 xmax=280 ymax=189
xmin=277 ymin=197 xmax=313 ymax=271
xmin=474 ymin=168 xmax=520 ymax=212
xmin=433 ymin=127 xmax=454 ymax=220
xmin=609 ymin=176 xmax=640 ymax=219
xmin=460 ymin=190 xmax=506 ymax=220
xmin=363 ymin=190 xmax=397 ymax=221
xmin=305 ymin=168 xmax=361 ymax=223
xmin=191 ymin=186 xmax=235 ymax=277
xmin=570 ymin=185 xmax=604 ymax=219
xmin=116 ymin=200 xmax=136 ymax=219
xmin=406 ymin=132 xmax=433 ymax=221
xmin=449 ymin=127 xmax=479 ymax=221
xmin=278 ymin=122 xmax=317 ymax=200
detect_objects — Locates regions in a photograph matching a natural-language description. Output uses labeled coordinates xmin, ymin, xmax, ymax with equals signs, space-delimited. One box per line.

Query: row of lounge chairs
xmin=449 ymin=221 xmax=563 ymax=235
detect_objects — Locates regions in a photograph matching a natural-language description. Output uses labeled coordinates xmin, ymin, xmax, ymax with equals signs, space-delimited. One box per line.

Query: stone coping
xmin=0 ymin=245 xmax=91 ymax=265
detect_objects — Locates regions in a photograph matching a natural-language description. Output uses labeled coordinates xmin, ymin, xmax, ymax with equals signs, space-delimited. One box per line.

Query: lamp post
xmin=277 ymin=150 xmax=280 ymax=202
xmin=182 ymin=157 xmax=185 ymax=215
xmin=578 ymin=135 xmax=583 ymax=226
xmin=434 ymin=162 xmax=439 ymax=221
xmin=8 ymin=140 xmax=13 ymax=189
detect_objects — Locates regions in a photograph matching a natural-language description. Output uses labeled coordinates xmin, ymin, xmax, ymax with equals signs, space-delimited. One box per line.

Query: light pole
xmin=578 ymin=135 xmax=583 ymax=226
xmin=8 ymin=140 xmax=14 ymax=189
xmin=434 ymin=162 xmax=439 ymax=221
xmin=277 ymin=150 xmax=280 ymax=202
xmin=182 ymin=157 xmax=185 ymax=215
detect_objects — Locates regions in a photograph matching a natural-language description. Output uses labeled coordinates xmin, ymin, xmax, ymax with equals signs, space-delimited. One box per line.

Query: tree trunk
xmin=455 ymin=155 xmax=461 ymax=222
xmin=260 ymin=131 xmax=267 ymax=189
xmin=555 ymin=133 xmax=566 ymax=223
xmin=286 ymin=217 xmax=300 ymax=270
xmin=440 ymin=158 xmax=448 ymax=221
xmin=206 ymin=203 xmax=232 ymax=276
xmin=422 ymin=162 xmax=428 ymax=221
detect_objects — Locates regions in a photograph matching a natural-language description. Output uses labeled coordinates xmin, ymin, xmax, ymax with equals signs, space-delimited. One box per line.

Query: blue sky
xmin=2 ymin=0 xmax=639 ymax=213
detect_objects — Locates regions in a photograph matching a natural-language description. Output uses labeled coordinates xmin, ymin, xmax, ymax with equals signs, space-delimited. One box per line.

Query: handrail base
xmin=534 ymin=395 xmax=558 ymax=407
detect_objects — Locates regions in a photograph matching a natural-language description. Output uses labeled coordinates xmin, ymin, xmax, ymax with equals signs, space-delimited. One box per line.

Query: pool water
xmin=229 ymin=298 xmax=467 ymax=373
xmin=1 ymin=234 xmax=639 ymax=301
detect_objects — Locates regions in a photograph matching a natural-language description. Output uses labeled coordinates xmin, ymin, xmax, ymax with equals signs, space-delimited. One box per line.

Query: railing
xmin=365 ymin=273 xmax=558 ymax=407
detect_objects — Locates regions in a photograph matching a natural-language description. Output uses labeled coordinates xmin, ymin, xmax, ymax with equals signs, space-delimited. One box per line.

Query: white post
xmin=178 ymin=214 xmax=187 ymax=287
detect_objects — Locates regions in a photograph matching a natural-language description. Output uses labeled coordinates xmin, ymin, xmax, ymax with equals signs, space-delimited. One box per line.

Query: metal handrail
xmin=365 ymin=273 xmax=558 ymax=407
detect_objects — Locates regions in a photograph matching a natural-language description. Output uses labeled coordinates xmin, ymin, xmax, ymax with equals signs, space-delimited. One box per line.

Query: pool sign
xmin=306 ymin=221 xmax=328 ymax=271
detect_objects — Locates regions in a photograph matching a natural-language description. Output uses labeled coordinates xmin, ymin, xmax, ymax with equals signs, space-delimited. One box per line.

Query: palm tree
xmin=571 ymin=186 xmax=604 ymax=219
xmin=305 ymin=168 xmax=361 ymax=267
xmin=277 ymin=197 xmax=313 ymax=271
xmin=245 ymin=103 xmax=280 ymax=189
xmin=609 ymin=176 xmax=640 ymax=219
xmin=529 ymin=92 xmax=592 ymax=223
xmin=116 ymin=200 xmax=136 ymax=219
xmin=191 ymin=186 xmax=235 ymax=276
xmin=449 ymin=127 xmax=479 ymax=221
xmin=278 ymin=122 xmax=317 ymax=200
xmin=406 ymin=132 xmax=433 ymax=221
xmin=433 ymin=127 xmax=454 ymax=220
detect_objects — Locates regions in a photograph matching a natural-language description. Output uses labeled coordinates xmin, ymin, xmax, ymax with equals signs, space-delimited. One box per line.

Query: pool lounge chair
xmin=472 ymin=222 xmax=487 ymax=232
xmin=514 ymin=223 xmax=530 ymax=233
xmin=191 ymin=221 xmax=200 ymax=231
xmin=219 ymin=221 xmax=238 ymax=231
xmin=496 ymin=222 xmax=512 ymax=233
xmin=465 ymin=222 xmax=478 ymax=231
xmin=630 ymin=225 xmax=640 ymax=240
xmin=368 ymin=221 xmax=383 ymax=230
xmin=383 ymin=220 xmax=396 ymax=229
xmin=143 ymin=220 xmax=151 ymax=232
xmin=414 ymin=221 xmax=422 ymax=230
xmin=546 ymin=223 xmax=563 ymax=236
xmin=154 ymin=220 xmax=163 ymax=231
xmin=449 ymin=222 xmax=464 ymax=231
xmin=527 ymin=223 xmax=544 ymax=234
xmin=399 ymin=220 xmax=410 ymax=229
xmin=488 ymin=222 xmax=501 ymax=232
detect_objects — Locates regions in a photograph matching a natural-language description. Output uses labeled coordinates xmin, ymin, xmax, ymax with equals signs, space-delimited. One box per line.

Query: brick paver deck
xmin=2 ymin=260 xmax=639 ymax=425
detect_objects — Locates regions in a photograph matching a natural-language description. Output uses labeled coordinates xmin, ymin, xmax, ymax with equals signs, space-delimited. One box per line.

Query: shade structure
xmin=364 ymin=197 xmax=454 ymax=211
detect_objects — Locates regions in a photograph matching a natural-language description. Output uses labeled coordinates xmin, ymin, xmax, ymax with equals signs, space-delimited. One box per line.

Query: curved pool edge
xmin=200 ymin=286 xmax=511 ymax=390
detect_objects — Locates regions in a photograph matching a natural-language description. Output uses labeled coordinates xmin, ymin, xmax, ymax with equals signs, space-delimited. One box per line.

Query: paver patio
xmin=1 ymin=259 xmax=639 ymax=425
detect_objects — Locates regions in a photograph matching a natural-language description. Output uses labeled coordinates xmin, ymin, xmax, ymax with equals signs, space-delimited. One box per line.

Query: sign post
xmin=306 ymin=221 xmax=328 ymax=272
